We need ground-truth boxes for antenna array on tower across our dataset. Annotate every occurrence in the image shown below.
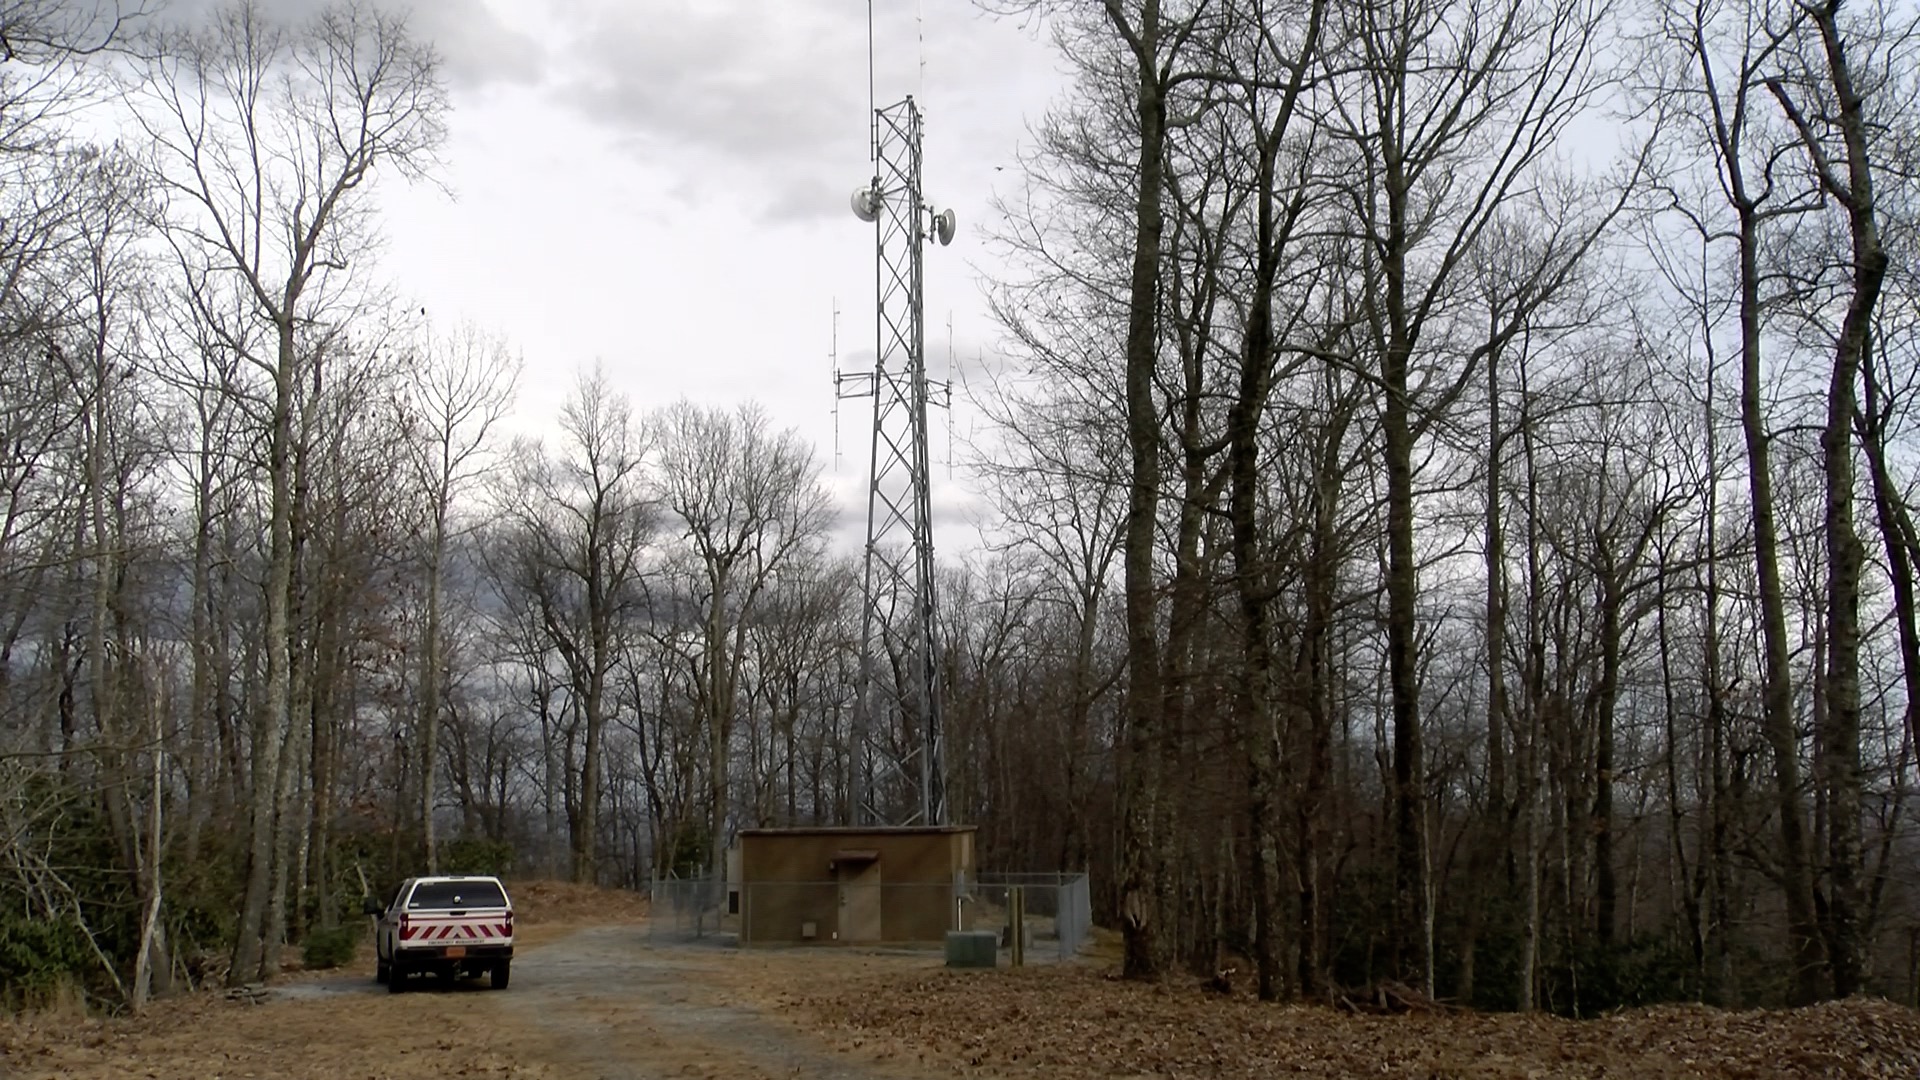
[837,96,953,827]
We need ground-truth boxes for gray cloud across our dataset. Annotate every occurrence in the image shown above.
[398,1,545,90]
[148,0,546,92]
[556,1,865,212]
[546,1,1040,224]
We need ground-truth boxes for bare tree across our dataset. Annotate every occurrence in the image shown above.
[652,400,833,891]
[493,367,653,883]
[1645,0,1828,1002]
[964,361,1128,882]
[1318,0,1617,993]
[1214,0,1328,1001]
[989,0,1228,977]
[1765,0,1907,999]
[67,145,169,1006]
[129,0,447,983]
[0,0,137,63]
[403,323,518,872]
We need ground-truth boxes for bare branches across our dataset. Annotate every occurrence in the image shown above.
[128,0,446,344]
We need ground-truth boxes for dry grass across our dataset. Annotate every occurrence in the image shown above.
[0,880,653,1080]
[6,895,1918,1080]
[0,986,563,1080]
[506,879,650,927]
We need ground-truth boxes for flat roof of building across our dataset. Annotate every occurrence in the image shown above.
[738,825,976,837]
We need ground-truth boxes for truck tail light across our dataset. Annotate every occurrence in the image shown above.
[504,911,514,935]
[399,914,410,938]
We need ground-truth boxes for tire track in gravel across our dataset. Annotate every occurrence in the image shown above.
[504,925,925,1080]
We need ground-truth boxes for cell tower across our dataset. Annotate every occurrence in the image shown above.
[837,96,954,826]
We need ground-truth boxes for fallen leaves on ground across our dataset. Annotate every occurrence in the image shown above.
[0,990,563,1080]
[0,880,650,1080]
[7,911,1918,1080]
[753,958,1920,1080]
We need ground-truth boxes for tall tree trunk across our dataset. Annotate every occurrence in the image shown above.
[1593,577,1622,947]
[187,453,219,863]
[1296,389,1346,1000]
[1860,356,1920,803]
[1517,361,1547,1011]
[1772,1,1888,998]
[419,507,446,873]
[1226,0,1323,1000]
[1110,0,1170,981]
[232,321,298,986]
[1702,343,1736,1004]
[1234,366,1283,1003]
[133,675,168,1009]
[1732,182,1825,1004]
[708,582,730,894]
[1380,152,1431,993]
[1230,111,1285,1007]
[307,553,348,932]
[264,606,314,976]
[576,610,607,885]
[1469,338,1513,1006]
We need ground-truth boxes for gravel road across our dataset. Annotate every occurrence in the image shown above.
[510,925,897,1079]
[264,924,932,1080]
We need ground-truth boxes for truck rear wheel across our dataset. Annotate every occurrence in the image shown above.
[490,959,510,990]
[388,960,408,993]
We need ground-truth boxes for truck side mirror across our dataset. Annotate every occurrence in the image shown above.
[361,896,383,917]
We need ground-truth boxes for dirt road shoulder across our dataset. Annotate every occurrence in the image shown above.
[0,922,946,1080]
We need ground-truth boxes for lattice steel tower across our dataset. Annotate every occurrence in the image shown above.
[838,96,953,826]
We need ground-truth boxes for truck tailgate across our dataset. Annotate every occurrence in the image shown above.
[401,912,513,945]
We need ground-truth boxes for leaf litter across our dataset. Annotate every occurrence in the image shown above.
[5,896,1917,1080]
[743,957,1920,1080]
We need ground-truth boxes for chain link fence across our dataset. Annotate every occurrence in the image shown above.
[972,872,1093,962]
[648,877,735,945]
[648,871,1092,961]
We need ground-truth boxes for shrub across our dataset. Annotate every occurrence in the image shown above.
[300,924,359,970]
[1542,933,1693,1016]
[664,825,708,880]
[440,838,514,877]
[0,914,97,1009]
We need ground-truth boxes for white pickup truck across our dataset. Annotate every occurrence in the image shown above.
[364,875,515,992]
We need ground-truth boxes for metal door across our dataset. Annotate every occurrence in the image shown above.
[837,860,882,942]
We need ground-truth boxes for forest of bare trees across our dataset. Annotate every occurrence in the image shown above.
[3,0,1919,1022]
[979,0,1920,1011]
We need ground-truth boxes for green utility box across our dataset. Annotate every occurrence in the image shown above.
[945,930,999,968]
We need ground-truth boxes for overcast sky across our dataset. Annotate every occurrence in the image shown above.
[352,0,1067,543]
